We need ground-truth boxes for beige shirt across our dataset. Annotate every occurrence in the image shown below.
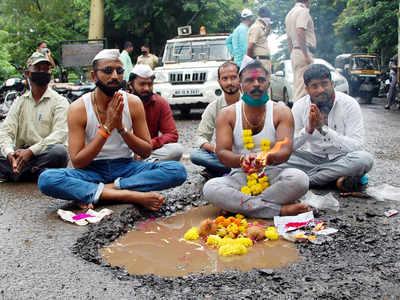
[196,96,228,148]
[0,87,69,157]
[247,19,270,57]
[137,54,158,69]
[285,2,316,49]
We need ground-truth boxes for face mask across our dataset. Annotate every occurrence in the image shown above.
[30,72,51,86]
[95,79,122,97]
[259,17,271,26]
[141,50,147,56]
[242,92,269,107]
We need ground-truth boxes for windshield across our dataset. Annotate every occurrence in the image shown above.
[351,56,380,70]
[163,39,230,63]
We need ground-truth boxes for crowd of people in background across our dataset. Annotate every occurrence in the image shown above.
[0,0,378,220]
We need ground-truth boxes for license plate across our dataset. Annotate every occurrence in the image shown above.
[173,89,201,96]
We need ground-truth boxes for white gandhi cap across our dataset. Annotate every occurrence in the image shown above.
[91,49,121,64]
[131,64,154,78]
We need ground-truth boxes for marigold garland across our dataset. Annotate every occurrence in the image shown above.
[183,214,279,256]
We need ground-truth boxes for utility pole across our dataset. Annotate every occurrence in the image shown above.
[88,0,104,39]
[398,2,399,84]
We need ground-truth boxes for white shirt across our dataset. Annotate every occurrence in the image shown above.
[292,91,364,159]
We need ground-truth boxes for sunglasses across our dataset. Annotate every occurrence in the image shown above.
[95,67,124,75]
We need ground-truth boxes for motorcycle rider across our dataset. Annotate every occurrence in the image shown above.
[0,52,69,182]
[385,54,398,110]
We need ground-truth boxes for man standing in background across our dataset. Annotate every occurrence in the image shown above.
[137,45,159,70]
[120,41,134,83]
[247,6,272,75]
[285,0,316,102]
[226,8,254,67]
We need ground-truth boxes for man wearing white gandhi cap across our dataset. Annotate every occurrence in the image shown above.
[128,64,184,162]
[38,49,187,211]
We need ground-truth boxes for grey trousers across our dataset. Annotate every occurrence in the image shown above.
[203,168,309,219]
[0,144,68,182]
[149,143,184,161]
[282,150,373,187]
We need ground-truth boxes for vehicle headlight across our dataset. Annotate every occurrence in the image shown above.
[154,71,168,83]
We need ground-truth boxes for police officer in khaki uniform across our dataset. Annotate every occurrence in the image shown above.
[247,7,272,75]
[285,0,316,102]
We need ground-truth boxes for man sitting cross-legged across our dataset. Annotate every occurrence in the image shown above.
[38,49,187,211]
[203,60,309,218]
[283,63,373,192]
[190,61,241,179]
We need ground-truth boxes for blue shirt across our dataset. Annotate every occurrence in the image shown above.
[226,23,249,67]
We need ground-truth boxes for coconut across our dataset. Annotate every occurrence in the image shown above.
[199,219,217,237]
[246,226,265,241]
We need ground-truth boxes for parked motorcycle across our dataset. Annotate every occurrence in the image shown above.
[52,82,95,103]
[0,64,28,119]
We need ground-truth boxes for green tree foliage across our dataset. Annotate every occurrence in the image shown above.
[335,0,398,64]
[104,0,252,57]
[0,0,89,70]
[0,31,18,81]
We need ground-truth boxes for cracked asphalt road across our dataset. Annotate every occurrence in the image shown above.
[1,98,400,299]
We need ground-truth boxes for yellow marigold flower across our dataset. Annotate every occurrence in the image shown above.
[261,182,270,190]
[206,235,222,247]
[227,231,236,239]
[238,225,246,233]
[266,226,277,232]
[240,219,248,228]
[265,230,279,240]
[234,219,241,226]
[242,129,252,137]
[259,176,269,183]
[219,237,234,247]
[247,179,257,187]
[227,223,239,234]
[249,173,258,180]
[235,213,245,219]
[244,143,254,149]
[184,227,199,240]
[236,237,253,248]
[219,243,247,256]
[215,216,226,224]
[217,227,227,237]
[242,136,253,144]
[241,186,251,195]
[261,139,271,147]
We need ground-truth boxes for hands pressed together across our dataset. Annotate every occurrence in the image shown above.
[306,103,326,134]
[103,92,124,132]
[7,149,34,174]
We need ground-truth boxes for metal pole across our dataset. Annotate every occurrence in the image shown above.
[397,2,399,84]
[88,0,104,39]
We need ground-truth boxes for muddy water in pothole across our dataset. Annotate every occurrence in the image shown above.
[100,205,300,277]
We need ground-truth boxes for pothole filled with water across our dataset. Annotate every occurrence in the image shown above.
[100,205,300,277]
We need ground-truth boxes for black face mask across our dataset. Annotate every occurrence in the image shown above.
[141,50,148,56]
[96,79,122,97]
[30,72,51,86]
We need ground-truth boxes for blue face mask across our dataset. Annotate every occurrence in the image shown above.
[242,92,269,107]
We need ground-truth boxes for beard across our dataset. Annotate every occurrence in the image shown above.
[134,90,153,102]
[221,84,240,95]
[310,88,335,115]
[95,78,122,97]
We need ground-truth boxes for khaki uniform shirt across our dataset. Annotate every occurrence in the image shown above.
[285,2,316,49]
[247,19,270,57]
[0,87,69,157]
[137,54,158,69]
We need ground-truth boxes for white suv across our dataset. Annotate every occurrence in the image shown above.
[153,34,230,115]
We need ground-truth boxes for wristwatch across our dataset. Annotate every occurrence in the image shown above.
[320,125,329,136]
[118,127,128,135]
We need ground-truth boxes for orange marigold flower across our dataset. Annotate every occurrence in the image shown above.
[215,216,226,224]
